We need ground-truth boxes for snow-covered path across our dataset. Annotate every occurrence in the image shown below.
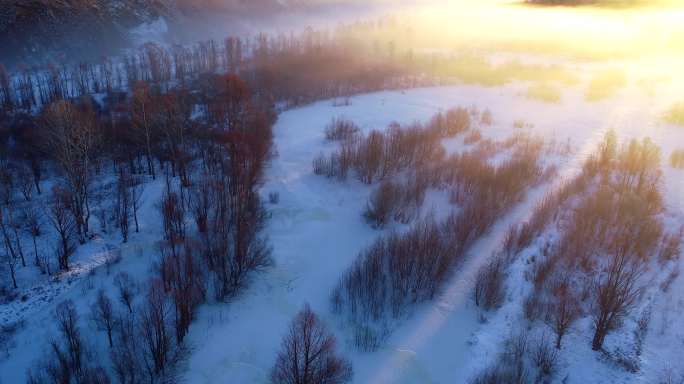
[0,241,118,328]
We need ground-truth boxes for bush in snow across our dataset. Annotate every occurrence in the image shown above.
[314,113,454,184]
[363,177,428,228]
[364,180,402,228]
[473,257,506,310]
[463,129,483,145]
[480,109,493,126]
[671,149,684,169]
[469,331,558,384]
[325,117,360,142]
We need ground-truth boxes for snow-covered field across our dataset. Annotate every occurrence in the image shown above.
[180,83,684,383]
[1,77,683,383]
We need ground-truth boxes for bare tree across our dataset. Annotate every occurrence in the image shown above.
[47,187,77,271]
[131,81,157,179]
[0,63,12,112]
[55,300,85,378]
[115,169,132,243]
[160,189,185,248]
[42,99,101,243]
[271,304,352,384]
[91,290,116,348]
[159,244,205,344]
[591,251,644,351]
[8,207,27,268]
[544,278,580,349]
[1,245,18,289]
[110,312,145,384]
[0,161,13,205]
[114,272,136,313]
[139,279,172,376]
[0,207,23,271]
[130,177,143,234]
[17,164,34,201]
[24,207,45,272]
[29,300,111,384]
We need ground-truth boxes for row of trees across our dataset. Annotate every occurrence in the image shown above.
[470,132,680,384]
[0,21,426,116]
[314,107,471,185]
[468,133,678,384]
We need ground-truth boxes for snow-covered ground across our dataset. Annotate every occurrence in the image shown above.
[1,75,683,383]
[180,82,684,383]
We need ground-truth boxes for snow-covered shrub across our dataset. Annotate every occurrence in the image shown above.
[470,331,558,384]
[480,109,493,126]
[523,291,545,322]
[659,228,683,263]
[670,149,684,168]
[665,102,684,127]
[315,114,451,185]
[445,106,472,136]
[473,257,506,310]
[353,324,387,352]
[428,107,471,137]
[470,332,530,384]
[0,320,23,359]
[463,129,482,145]
[268,191,280,205]
[312,151,352,180]
[325,117,360,142]
[530,334,559,379]
[364,180,402,228]
[364,177,428,228]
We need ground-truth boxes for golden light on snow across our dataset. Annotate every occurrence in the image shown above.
[387,0,684,62]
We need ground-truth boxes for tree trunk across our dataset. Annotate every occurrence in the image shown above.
[33,235,40,269]
[9,260,17,289]
[591,327,606,351]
